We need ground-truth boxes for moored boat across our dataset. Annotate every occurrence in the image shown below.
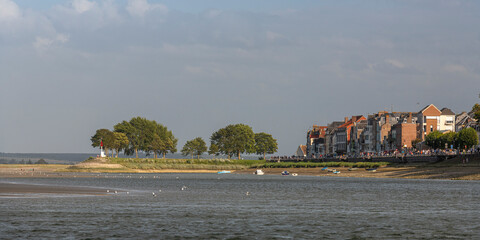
[218,170,231,174]
[281,170,290,175]
[254,169,264,175]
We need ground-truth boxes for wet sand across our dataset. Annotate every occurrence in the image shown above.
[0,182,109,196]
[233,166,480,180]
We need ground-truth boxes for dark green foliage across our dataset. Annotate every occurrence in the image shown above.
[472,103,480,121]
[35,159,47,164]
[208,143,219,156]
[113,117,177,158]
[425,131,444,149]
[457,127,479,149]
[181,137,208,159]
[254,132,278,160]
[210,124,255,159]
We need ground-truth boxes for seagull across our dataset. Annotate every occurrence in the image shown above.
[114,191,118,194]
[181,186,187,191]
[107,190,110,193]
[152,192,156,197]
[126,192,129,194]
[246,192,250,196]
[159,189,162,192]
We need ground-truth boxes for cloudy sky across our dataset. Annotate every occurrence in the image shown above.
[1,0,479,154]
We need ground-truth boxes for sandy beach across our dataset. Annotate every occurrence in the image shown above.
[0,182,109,196]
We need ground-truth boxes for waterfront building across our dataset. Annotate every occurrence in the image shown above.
[295,145,307,158]
[334,116,366,154]
[306,125,327,158]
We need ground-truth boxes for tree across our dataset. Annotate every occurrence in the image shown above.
[182,137,207,159]
[254,132,278,160]
[457,127,479,149]
[425,131,443,149]
[208,143,219,156]
[440,132,456,149]
[472,103,480,121]
[149,134,165,159]
[35,159,48,164]
[211,124,255,160]
[91,129,115,156]
[112,132,129,158]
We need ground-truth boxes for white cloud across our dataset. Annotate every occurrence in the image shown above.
[72,0,96,14]
[0,0,21,21]
[385,59,405,68]
[33,34,69,52]
[126,0,168,17]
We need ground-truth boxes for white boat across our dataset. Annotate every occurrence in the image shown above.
[291,173,298,176]
[254,169,264,175]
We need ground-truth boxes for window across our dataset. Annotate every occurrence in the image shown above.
[430,125,433,132]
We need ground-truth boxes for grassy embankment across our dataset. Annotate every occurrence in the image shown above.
[65,157,389,172]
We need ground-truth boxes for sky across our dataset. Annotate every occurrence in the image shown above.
[1,0,479,154]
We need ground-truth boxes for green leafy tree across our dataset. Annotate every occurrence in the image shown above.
[208,143,219,156]
[181,140,195,159]
[149,134,165,159]
[114,121,139,157]
[91,129,115,156]
[211,124,255,160]
[181,137,207,159]
[254,132,278,160]
[151,120,177,158]
[457,127,479,149]
[473,103,480,121]
[440,132,457,149]
[112,132,129,158]
[425,131,443,149]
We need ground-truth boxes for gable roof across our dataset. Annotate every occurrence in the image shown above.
[419,104,441,115]
[441,108,455,116]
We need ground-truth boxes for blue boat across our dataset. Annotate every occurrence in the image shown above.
[218,171,231,174]
[321,167,328,171]
[281,170,290,175]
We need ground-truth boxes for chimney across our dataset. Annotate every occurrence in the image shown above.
[344,117,348,123]
[408,112,412,123]
[352,116,357,122]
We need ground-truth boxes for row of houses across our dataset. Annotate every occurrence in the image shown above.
[299,104,479,158]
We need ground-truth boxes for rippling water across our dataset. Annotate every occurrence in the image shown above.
[1,174,479,239]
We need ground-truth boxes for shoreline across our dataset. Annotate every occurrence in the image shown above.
[1,163,479,180]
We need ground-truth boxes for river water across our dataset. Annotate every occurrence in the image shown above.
[1,173,479,239]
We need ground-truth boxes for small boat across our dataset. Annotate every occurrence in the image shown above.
[366,168,377,172]
[291,173,298,176]
[217,170,231,174]
[281,170,290,175]
[333,171,341,174]
[321,167,328,171]
[254,169,264,175]
[327,169,336,172]
[348,168,358,171]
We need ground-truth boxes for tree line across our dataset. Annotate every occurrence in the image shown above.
[425,128,478,150]
[91,118,278,160]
